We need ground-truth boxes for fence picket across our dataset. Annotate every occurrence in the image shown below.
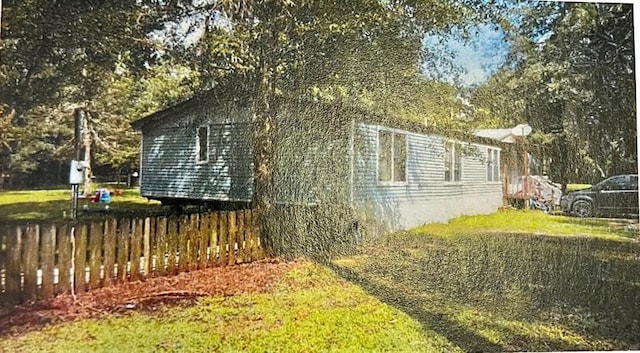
[88,222,103,289]
[189,214,199,271]
[154,217,167,276]
[73,224,88,293]
[22,225,39,301]
[228,211,237,265]
[178,216,189,272]
[1,209,264,305]
[116,219,131,282]
[130,218,143,280]
[199,213,210,269]
[103,219,117,285]
[209,213,219,266]
[143,217,152,276]
[40,225,56,299]
[56,224,71,295]
[167,217,178,274]
[4,227,22,304]
[218,212,228,266]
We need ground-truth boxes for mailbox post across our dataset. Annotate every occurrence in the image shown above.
[69,160,87,219]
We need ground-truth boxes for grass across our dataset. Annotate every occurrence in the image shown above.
[1,210,638,352]
[0,187,161,222]
[333,210,640,352]
[412,208,638,241]
[0,262,453,353]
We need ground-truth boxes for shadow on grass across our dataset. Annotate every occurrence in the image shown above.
[327,262,504,353]
[331,232,640,352]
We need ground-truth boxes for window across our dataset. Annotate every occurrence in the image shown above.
[377,130,406,183]
[444,141,462,182]
[487,148,500,182]
[601,175,627,191]
[196,125,209,163]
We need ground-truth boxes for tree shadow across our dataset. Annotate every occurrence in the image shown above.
[326,262,504,352]
[329,232,640,351]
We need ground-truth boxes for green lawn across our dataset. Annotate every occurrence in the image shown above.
[0,187,161,222]
[0,262,450,353]
[1,210,638,352]
[335,210,640,352]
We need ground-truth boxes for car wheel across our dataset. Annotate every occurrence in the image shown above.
[572,200,593,217]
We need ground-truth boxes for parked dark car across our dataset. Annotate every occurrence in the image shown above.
[560,174,639,218]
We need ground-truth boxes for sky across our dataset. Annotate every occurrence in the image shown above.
[423,24,510,87]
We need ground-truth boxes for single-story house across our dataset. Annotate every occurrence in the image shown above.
[132,91,504,233]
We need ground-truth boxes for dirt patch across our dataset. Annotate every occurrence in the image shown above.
[0,258,299,337]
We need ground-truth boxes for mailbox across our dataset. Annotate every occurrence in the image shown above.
[69,160,87,184]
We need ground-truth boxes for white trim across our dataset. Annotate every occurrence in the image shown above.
[486,147,501,183]
[444,140,463,183]
[139,133,143,189]
[376,126,408,186]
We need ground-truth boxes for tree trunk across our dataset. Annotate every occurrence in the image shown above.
[251,59,276,256]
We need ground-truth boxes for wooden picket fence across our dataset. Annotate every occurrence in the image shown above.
[0,210,265,305]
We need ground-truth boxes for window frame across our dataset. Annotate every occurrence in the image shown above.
[444,140,463,183]
[196,124,210,164]
[487,147,501,183]
[376,127,408,185]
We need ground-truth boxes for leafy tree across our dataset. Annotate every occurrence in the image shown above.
[473,2,636,184]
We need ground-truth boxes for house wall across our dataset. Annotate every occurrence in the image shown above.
[140,104,254,202]
[139,102,351,205]
[353,123,503,232]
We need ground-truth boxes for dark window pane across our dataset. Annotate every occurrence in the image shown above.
[378,130,392,182]
[454,143,462,181]
[393,134,406,182]
[444,142,452,181]
[198,126,208,162]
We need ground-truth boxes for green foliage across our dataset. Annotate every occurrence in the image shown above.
[473,3,637,184]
